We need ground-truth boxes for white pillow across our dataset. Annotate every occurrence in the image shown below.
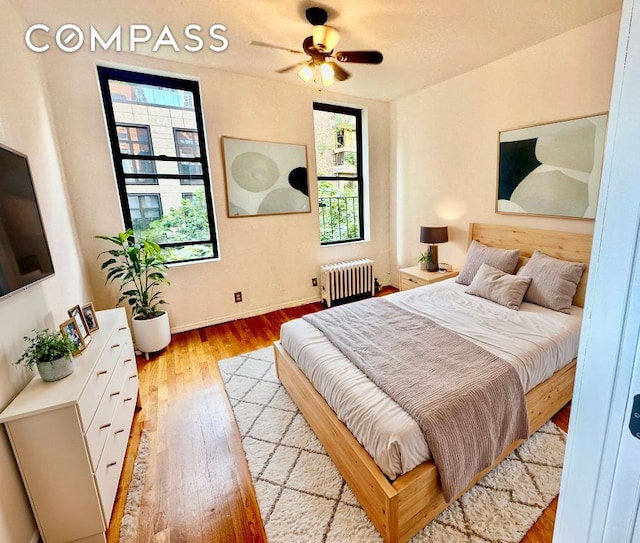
[466,264,532,310]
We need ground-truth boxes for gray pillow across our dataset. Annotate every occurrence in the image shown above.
[516,250,585,313]
[456,240,520,286]
[466,264,532,310]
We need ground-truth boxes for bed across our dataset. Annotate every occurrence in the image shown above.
[273,223,592,543]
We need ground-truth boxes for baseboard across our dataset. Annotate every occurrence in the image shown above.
[169,295,322,334]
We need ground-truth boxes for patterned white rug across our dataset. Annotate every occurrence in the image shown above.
[219,347,567,543]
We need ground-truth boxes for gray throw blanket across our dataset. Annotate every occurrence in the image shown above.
[303,297,529,502]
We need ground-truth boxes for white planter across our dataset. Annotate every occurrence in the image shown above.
[37,356,74,382]
[132,312,171,359]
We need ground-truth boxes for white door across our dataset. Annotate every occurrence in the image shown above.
[554,0,640,541]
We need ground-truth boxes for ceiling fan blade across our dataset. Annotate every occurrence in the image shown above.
[276,61,307,74]
[328,62,350,81]
[250,40,303,55]
[335,50,383,64]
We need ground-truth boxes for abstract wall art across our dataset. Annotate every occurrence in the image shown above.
[222,137,310,217]
[496,113,608,219]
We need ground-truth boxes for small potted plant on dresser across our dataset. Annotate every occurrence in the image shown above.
[16,329,76,382]
[97,229,171,359]
[418,251,432,271]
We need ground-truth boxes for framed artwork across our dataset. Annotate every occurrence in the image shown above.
[59,318,86,355]
[81,302,99,332]
[221,136,310,217]
[68,305,92,346]
[496,113,608,219]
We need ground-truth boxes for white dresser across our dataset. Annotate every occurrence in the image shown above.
[0,308,139,543]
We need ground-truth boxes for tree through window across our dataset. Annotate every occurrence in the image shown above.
[312,103,365,244]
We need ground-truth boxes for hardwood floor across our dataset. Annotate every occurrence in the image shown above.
[106,289,570,542]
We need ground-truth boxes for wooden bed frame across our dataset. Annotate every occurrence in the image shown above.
[273,223,592,543]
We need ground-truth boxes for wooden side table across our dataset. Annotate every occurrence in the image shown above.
[399,265,459,291]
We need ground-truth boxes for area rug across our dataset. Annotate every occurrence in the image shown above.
[219,347,567,543]
[119,430,150,543]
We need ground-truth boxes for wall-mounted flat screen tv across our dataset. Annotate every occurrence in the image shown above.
[0,144,54,300]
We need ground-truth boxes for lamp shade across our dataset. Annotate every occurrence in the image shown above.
[420,226,448,244]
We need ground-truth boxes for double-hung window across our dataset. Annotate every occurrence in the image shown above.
[97,67,218,263]
[312,103,365,244]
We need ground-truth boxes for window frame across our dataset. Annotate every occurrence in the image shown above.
[97,66,219,262]
[312,102,365,245]
[116,123,158,185]
[127,193,163,232]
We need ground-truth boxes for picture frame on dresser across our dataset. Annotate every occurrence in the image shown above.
[82,302,100,332]
[59,317,86,354]
[68,304,92,345]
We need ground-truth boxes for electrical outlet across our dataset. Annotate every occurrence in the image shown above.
[312,277,318,287]
[234,291,242,303]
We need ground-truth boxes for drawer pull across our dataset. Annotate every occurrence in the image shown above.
[129,375,137,380]
[115,429,125,435]
[118,326,127,331]
[123,358,133,364]
[97,370,108,376]
[124,397,134,402]
[106,462,117,468]
[111,343,121,349]
[409,278,417,283]
[99,423,111,430]
[110,391,121,398]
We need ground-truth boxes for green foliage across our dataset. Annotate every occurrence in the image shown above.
[418,251,433,264]
[141,192,214,262]
[96,229,170,319]
[318,181,361,242]
[16,329,75,370]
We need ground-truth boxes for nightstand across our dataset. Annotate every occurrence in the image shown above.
[399,265,459,291]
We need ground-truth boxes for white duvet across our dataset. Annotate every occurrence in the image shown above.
[279,279,582,479]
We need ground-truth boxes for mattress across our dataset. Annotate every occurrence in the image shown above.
[279,278,582,479]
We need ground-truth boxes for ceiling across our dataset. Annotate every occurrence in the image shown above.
[10,0,622,102]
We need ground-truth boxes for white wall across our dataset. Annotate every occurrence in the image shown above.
[391,13,620,280]
[0,1,93,541]
[40,51,391,332]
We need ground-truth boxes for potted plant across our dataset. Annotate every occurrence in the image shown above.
[97,229,171,359]
[418,251,432,271]
[16,329,76,382]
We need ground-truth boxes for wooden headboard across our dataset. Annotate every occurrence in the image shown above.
[469,223,593,308]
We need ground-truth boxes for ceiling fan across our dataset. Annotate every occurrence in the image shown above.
[251,7,383,88]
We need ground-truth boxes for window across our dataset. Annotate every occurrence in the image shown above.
[127,194,162,231]
[312,103,364,244]
[98,67,218,263]
[116,124,157,185]
[174,128,203,183]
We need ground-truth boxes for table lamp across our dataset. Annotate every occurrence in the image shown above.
[420,226,448,272]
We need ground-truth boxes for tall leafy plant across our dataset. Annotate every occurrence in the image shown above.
[97,229,169,320]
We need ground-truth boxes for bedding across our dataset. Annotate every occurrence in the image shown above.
[517,250,586,313]
[279,279,583,481]
[455,240,520,285]
[303,297,528,502]
[465,263,532,309]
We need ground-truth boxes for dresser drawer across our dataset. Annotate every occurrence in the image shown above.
[78,321,130,431]
[84,352,128,470]
[400,273,429,290]
[95,378,138,521]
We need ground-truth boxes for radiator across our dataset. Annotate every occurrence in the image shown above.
[320,259,375,307]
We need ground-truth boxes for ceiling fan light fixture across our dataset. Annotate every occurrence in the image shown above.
[312,25,339,52]
[297,62,314,83]
[320,62,335,86]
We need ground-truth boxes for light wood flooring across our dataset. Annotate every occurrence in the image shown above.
[106,289,571,543]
